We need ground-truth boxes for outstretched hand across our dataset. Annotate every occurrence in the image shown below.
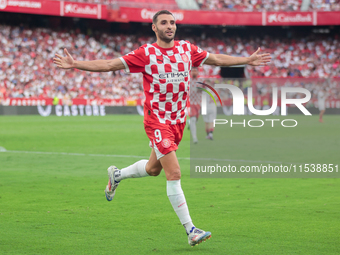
[53,48,75,69]
[248,48,271,66]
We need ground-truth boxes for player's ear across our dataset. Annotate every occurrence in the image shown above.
[152,23,156,32]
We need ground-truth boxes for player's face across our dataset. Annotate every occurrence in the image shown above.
[153,14,176,44]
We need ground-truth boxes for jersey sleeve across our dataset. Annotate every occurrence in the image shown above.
[190,43,209,67]
[119,46,147,74]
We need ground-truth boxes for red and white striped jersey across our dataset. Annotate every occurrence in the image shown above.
[120,40,209,125]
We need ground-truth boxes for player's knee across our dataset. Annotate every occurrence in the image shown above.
[147,166,162,176]
[149,169,161,176]
[167,170,181,180]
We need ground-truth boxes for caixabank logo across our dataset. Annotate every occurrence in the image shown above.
[198,82,312,128]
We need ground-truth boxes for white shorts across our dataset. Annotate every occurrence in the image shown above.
[318,102,325,111]
[203,104,217,123]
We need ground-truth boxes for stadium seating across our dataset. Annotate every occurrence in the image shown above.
[41,0,340,11]
[197,0,303,11]
[49,0,179,9]
[0,25,339,102]
[113,0,178,10]
[197,0,340,11]
[309,0,340,11]
[51,0,112,4]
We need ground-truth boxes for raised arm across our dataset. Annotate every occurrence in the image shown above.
[204,47,271,67]
[53,48,125,72]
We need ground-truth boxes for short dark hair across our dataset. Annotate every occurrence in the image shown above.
[152,10,174,24]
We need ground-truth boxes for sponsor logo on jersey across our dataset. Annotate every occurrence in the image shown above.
[159,71,189,83]
[159,71,189,79]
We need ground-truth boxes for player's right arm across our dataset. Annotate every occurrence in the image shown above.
[53,48,125,72]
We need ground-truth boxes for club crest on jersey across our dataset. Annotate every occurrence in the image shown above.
[181,53,189,63]
[161,138,171,148]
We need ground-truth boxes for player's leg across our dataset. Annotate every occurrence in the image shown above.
[116,148,162,181]
[208,122,214,139]
[105,149,162,201]
[105,119,169,201]
[203,112,210,139]
[161,152,193,232]
[319,109,325,122]
[161,151,211,246]
[105,158,149,201]
[204,122,210,138]
[204,107,216,140]
[145,148,163,176]
[190,116,198,143]
[190,105,199,143]
[210,106,217,138]
[204,117,213,140]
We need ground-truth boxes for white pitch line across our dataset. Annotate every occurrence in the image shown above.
[0,148,291,164]
[1,150,147,159]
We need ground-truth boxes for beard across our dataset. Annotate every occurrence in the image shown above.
[157,28,175,44]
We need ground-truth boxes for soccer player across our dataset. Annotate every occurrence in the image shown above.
[53,10,271,246]
[188,67,203,144]
[318,87,327,123]
[202,82,217,140]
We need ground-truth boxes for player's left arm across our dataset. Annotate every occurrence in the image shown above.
[204,47,271,67]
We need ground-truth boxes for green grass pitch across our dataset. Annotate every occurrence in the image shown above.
[0,114,339,255]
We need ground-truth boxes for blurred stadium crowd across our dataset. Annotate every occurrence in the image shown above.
[0,24,339,101]
[48,0,340,11]
[198,0,340,11]
[198,0,303,11]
